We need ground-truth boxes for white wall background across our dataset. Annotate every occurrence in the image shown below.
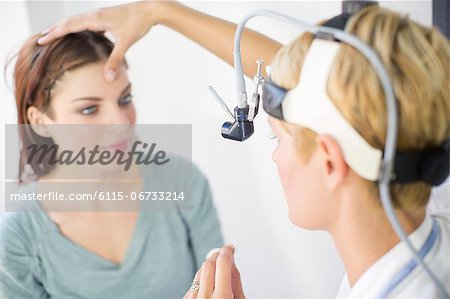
[0,1,31,223]
[1,1,436,298]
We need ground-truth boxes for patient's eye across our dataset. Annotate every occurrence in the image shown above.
[119,94,133,106]
[80,105,98,115]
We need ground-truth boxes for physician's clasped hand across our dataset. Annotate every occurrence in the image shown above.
[183,245,245,299]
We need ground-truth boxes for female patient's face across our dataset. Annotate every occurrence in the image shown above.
[29,61,136,156]
[48,61,136,125]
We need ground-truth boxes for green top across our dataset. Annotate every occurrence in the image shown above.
[0,158,223,298]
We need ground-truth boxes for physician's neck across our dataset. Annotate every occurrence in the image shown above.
[330,193,426,287]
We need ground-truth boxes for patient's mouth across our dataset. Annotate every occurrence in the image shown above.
[101,139,131,152]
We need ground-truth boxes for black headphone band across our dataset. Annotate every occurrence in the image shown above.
[393,140,450,186]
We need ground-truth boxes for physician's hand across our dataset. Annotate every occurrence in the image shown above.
[37,1,170,81]
[184,245,245,299]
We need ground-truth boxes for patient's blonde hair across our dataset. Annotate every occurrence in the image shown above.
[271,6,450,211]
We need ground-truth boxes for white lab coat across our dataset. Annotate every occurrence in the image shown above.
[336,211,450,299]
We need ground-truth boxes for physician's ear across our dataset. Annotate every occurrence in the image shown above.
[316,134,349,188]
[26,106,52,138]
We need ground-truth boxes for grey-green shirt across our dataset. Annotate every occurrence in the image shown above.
[0,159,223,299]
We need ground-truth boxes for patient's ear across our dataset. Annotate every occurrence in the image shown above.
[27,106,53,138]
[316,134,349,189]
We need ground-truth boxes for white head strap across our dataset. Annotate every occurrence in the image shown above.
[282,39,382,181]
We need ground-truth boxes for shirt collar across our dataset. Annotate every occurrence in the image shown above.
[337,214,433,298]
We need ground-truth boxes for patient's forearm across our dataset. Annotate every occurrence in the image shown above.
[156,2,282,77]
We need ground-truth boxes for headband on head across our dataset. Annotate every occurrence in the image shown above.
[262,12,449,186]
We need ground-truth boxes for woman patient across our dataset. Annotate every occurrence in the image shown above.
[0,31,223,298]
